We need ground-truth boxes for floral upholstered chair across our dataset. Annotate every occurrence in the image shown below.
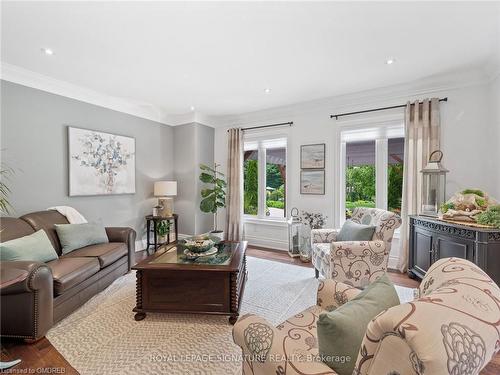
[311,207,401,288]
[233,257,500,375]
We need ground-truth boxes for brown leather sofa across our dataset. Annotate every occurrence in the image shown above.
[1,210,136,341]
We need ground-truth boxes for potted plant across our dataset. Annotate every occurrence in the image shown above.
[0,164,13,215]
[156,220,171,243]
[199,163,226,240]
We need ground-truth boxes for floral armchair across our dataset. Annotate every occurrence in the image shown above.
[311,207,401,288]
[232,257,500,375]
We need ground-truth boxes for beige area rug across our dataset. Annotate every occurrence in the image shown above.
[47,256,416,375]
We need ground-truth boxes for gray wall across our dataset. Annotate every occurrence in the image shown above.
[0,80,174,243]
[173,122,214,235]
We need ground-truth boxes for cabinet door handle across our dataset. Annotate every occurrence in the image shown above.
[430,243,436,263]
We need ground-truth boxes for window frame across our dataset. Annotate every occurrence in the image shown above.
[243,135,288,222]
[334,113,405,231]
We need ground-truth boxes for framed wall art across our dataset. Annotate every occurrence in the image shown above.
[300,143,325,169]
[300,170,325,195]
[68,126,136,196]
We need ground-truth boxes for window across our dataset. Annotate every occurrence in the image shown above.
[341,124,404,221]
[345,140,376,218]
[387,138,404,215]
[243,138,287,219]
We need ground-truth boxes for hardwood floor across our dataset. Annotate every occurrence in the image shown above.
[1,247,498,374]
[247,246,420,288]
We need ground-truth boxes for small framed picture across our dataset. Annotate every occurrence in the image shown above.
[301,143,325,169]
[300,170,325,195]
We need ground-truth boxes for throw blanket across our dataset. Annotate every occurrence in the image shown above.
[47,206,87,224]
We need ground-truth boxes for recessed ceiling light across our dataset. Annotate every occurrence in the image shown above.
[264,88,271,94]
[190,106,195,111]
[386,58,395,65]
[41,48,54,55]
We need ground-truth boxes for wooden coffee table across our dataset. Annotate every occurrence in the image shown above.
[132,241,247,324]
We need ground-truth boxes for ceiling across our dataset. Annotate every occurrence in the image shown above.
[1,2,499,119]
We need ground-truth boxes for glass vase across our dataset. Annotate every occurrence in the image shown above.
[299,226,312,263]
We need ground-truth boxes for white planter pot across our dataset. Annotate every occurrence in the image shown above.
[210,230,224,241]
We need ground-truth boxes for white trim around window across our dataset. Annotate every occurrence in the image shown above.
[243,133,288,223]
[333,112,405,228]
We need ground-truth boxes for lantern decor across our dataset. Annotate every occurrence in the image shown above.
[287,207,301,258]
[420,150,449,217]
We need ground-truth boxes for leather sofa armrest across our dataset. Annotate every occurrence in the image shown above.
[105,227,136,270]
[1,261,53,295]
[1,261,54,340]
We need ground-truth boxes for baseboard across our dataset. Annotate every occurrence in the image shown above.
[243,234,288,251]
[134,234,189,252]
[135,239,147,252]
[387,255,400,271]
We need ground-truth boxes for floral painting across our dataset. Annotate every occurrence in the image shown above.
[68,127,135,196]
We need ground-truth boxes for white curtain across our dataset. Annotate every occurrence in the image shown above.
[225,128,243,241]
[398,98,440,272]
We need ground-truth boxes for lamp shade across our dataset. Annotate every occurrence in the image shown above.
[154,181,177,197]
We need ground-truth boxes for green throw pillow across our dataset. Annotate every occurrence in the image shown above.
[55,222,109,254]
[0,229,58,262]
[337,220,375,241]
[317,274,400,375]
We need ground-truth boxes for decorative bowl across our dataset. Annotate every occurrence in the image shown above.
[181,235,220,253]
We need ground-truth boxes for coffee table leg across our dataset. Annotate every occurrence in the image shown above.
[134,312,146,321]
[229,315,238,325]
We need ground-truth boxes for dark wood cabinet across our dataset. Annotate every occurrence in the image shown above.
[409,215,500,285]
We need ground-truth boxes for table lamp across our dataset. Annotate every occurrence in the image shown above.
[154,181,177,217]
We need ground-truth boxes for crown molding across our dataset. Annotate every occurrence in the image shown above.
[1,62,495,129]
[0,62,188,126]
[210,66,492,128]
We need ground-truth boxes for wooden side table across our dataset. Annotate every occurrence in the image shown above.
[145,214,179,253]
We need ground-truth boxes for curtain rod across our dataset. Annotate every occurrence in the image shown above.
[330,97,448,120]
[228,121,293,132]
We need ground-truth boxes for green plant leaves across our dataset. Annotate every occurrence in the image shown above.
[200,163,225,176]
[200,172,214,183]
[199,164,226,215]
[476,205,500,228]
[156,220,171,236]
[216,178,227,187]
[200,196,216,213]
[201,188,214,197]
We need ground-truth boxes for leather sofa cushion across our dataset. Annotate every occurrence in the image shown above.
[47,257,100,296]
[62,243,127,268]
[21,211,70,255]
[0,217,35,242]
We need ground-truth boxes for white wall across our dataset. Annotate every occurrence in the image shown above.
[491,74,500,194]
[214,69,500,267]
